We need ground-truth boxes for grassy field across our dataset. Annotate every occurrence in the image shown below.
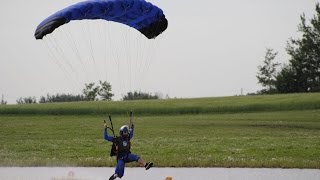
[0,93,320,168]
[1,93,320,115]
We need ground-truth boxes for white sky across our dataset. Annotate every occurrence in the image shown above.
[0,0,319,104]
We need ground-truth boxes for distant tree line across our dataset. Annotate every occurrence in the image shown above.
[39,94,86,103]
[15,80,113,104]
[122,91,160,100]
[13,80,162,104]
[16,97,37,104]
[256,3,320,94]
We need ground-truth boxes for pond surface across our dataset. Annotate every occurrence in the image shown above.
[1,167,319,180]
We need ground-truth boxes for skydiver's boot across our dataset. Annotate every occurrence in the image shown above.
[145,162,153,170]
[109,173,118,180]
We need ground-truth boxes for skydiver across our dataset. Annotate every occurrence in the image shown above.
[104,114,153,180]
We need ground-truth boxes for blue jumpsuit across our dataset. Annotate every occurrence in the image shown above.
[104,128,140,178]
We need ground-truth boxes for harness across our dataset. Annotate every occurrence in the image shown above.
[110,136,131,158]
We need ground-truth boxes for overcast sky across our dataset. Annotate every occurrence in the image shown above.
[0,0,319,104]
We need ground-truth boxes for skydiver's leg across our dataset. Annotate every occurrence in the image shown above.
[110,159,125,179]
[109,173,117,180]
[137,157,153,169]
[127,153,153,170]
[137,158,146,166]
[126,153,142,165]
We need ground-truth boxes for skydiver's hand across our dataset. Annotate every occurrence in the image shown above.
[104,123,109,129]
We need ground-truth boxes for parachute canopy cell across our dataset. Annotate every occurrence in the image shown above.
[34,0,168,39]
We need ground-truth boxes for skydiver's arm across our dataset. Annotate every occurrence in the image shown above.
[104,128,113,142]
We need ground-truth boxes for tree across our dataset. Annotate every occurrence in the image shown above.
[98,80,114,101]
[1,94,7,105]
[82,83,100,101]
[275,64,298,93]
[16,97,37,104]
[256,48,280,94]
[284,3,320,92]
[82,81,114,101]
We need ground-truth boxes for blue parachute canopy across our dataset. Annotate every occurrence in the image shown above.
[35,0,168,39]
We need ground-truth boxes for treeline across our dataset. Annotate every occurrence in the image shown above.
[256,3,320,95]
[16,95,85,104]
[122,91,160,100]
[15,80,114,104]
[12,80,162,104]
[39,94,86,103]
[15,91,161,104]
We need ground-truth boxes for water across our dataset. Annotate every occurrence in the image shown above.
[0,167,319,180]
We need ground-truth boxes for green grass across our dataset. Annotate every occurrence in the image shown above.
[0,93,320,168]
[0,93,320,115]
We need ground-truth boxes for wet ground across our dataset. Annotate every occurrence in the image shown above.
[1,167,320,180]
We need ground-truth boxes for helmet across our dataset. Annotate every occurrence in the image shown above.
[119,125,129,137]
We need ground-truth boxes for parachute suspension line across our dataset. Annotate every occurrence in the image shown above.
[135,33,145,92]
[140,18,166,92]
[118,26,128,98]
[46,35,77,77]
[142,36,152,91]
[132,31,142,94]
[80,21,97,83]
[145,39,159,72]
[136,34,154,93]
[113,26,125,97]
[135,34,143,91]
[106,24,119,67]
[136,35,161,93]
[122,27,144,96]
[42,38,82,92]
[102,21,109,83]
[61,29,86,83]
[87,21,102,81]
[90,21,100,78]
[128,30,133,93]
[106,22,124,99]
[55,28,88,91]
[123,27,132,93]
[60,27,90,84]
[42,39,71,79]
[53,34,84,91]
